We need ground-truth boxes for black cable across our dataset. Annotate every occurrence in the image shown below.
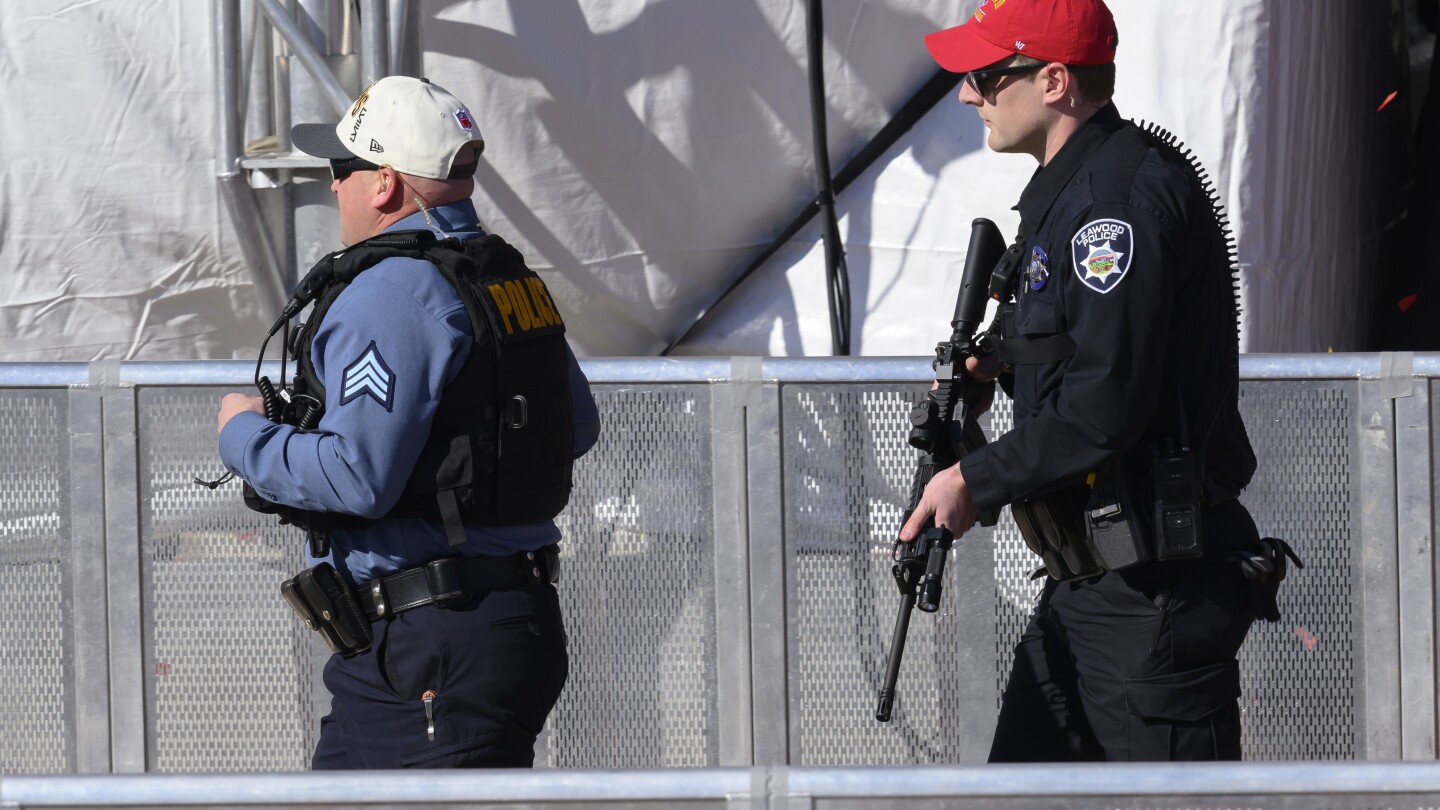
[197,300,291,488]
[660,67,963,355]
[280,320,290,390]
[806,0,850,356]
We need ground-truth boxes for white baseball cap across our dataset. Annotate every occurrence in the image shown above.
[291,76,484,179]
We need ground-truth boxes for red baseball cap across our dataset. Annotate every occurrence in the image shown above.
[924,0,1118,74]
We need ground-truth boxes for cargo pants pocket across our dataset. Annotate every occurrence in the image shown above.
[1123,660,1242,761]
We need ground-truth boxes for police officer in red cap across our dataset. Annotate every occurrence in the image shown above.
[900,0,1284,761]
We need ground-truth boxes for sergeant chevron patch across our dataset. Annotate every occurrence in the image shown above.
[339,341,396,411]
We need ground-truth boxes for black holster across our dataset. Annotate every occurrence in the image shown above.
[280,563,373,656]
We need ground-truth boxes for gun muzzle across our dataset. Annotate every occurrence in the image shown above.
[876,690,896,722]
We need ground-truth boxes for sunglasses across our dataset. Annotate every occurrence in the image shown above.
[965,63,1045,97]
[329,155,382,181]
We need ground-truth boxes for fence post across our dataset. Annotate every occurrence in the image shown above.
[713,362,757,766]
[68,384,112,773]
[1359,374,1402,759]
[1389,354,1437,758]
[95,363,146,772]
[737,359,789,765]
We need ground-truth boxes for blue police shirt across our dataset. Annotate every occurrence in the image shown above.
[219,199,601,583]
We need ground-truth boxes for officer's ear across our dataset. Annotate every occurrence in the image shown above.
[1040,62,1070,107]
[372,167,404,211]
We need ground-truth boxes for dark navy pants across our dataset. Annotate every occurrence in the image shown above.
[989,500,1260,762]
[311,583,567,769]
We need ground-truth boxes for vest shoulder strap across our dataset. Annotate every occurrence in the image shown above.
[995,332,1077,366]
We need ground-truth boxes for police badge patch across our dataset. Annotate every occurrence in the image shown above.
[1071,218,1134,294]
[1027,246,1049,291]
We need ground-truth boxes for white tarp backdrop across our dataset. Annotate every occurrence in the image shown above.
[0,1,263,360]
[0,0,1406,360]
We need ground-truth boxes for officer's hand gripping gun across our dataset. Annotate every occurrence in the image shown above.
[875,218,1005,723]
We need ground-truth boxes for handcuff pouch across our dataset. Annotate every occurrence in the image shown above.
[280,563,373,656]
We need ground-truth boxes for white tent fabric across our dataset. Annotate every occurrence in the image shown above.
[0,1,267,360]
[0,0,1404,360]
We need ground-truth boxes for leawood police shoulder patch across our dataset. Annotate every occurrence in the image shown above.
[340,340,396,412]
[1071,218,1134,294]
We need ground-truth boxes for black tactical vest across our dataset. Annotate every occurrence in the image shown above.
[258,230,574,551]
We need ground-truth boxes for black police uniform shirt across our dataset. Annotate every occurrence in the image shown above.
[218,199,601,584]
[959,102,1255,512]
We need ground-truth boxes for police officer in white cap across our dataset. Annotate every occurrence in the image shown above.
[217,76,600,769]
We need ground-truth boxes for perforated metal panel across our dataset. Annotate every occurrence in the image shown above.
[0,391,74,774]
[1236,381,1360,760]
[782,380,1365,765]
[136,387,322,772]
[546,385,719,768]
[982,395,1046,717]
[782,384,1009,765]
[0,364,1386,775]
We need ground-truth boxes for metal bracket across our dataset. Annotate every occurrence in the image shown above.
[726,794,813,810]
[1379,351,1415,399]
[84,359,125,392]
[726,767,812,809]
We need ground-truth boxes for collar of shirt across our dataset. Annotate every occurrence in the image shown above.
[386,198,485,237]
[1015,101,1127,233]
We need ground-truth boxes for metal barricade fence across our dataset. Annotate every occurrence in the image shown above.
[9,763,1440,808]
[0,354,1425,774]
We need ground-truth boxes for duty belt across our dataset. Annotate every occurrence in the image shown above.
[355,546,560,622]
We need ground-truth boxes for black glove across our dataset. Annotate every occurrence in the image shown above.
[1228,537,1304,622]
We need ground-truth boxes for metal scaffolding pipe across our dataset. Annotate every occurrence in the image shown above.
[218,176,290,321]
[273,28,293,152]
[360,0,390,85]
[389,0,420,77]
[217,0,245,165]
[215,0,290,322]
[238,0,259,125]
[255,0,352,115]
